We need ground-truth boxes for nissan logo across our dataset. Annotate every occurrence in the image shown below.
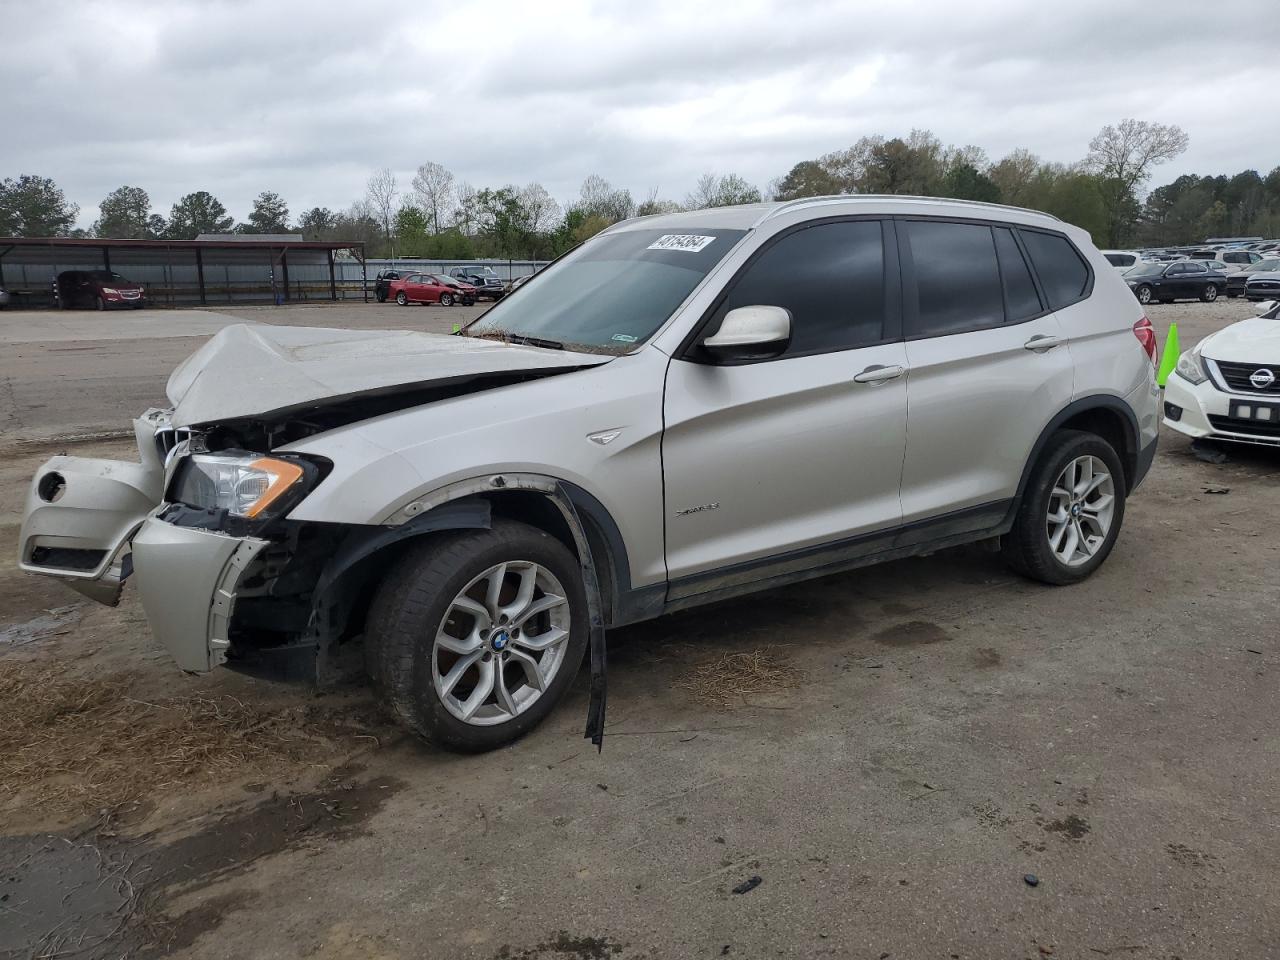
[1251,368,1277,389]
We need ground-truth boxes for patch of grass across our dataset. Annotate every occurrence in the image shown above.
[0,661,367,820]
[677,647,804,709]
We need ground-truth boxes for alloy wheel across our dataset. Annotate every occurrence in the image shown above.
[1046,455,1115,568]
[432,560,572,726]
[1204,285,1218,302]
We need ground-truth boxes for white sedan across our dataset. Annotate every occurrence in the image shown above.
[1164,300,1280,447]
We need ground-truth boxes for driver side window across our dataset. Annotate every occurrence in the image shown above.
[708,220,889,359]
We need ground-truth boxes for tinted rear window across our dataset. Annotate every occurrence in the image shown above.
[905,220,1003,337]
[994,227,1043,321]
[1020,231,1090,310]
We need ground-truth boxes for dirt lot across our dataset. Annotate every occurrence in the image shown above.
[1,299,1278,959]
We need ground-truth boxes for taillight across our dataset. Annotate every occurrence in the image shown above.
[1133,316,1157,363]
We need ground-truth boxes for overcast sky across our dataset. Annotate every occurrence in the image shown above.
[3,0,1275,227]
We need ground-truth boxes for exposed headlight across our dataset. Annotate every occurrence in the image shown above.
[101,287,119,295]
[171,453,314,519]
[1174,348,1208,386]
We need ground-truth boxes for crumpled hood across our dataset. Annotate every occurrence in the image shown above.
[166,323,611,427]
[1200,313,1280,363]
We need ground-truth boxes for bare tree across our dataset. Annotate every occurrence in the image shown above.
[411,161,455,234]
[685,173,719,210]
[685,172,761,209]
[1086,119,1190,193]
[635,187,683,216]
[365,168,399,248]
[518,183,562,234]
[1086,119,1189,245]
[453,181,478,234]
[575,175,633,223]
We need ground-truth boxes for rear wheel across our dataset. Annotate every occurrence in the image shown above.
[365,520,588,752]
[1001,430,1126,585]
[1201,284,1219,302]
[395,291,408,306]
[439,293,454,306]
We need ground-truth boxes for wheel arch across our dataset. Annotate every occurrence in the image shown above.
[302,473,642,681]
[1015,396,1141,503]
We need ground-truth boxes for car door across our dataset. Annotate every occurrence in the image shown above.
[1181,261,1209,297]
[897,219,1076,527]
[403,274,426,302]
[661,218,908,591]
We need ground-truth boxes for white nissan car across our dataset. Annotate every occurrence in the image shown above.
[1163,300,1280,447]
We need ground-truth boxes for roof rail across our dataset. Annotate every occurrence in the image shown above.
[753,194,1063,226]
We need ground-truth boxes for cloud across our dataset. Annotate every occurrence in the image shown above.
[2,0,1274,226]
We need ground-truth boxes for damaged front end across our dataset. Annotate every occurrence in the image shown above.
[17,410,331,674]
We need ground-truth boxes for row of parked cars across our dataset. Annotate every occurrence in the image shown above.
[373,266,509,306]
[1102,245,1280,304]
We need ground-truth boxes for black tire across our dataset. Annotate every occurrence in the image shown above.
[439,293,454,307]
[1001,429,1127,585]
[95,295,105,311]
[1201,284,1219,302]
[462,296,475,306]
[365,519,589,752]
[1135,284,1153,305]
[395,291,408,306]
[376,289,388,303]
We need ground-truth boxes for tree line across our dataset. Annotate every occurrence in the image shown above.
[4,119,1279,258]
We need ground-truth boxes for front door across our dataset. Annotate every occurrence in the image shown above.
[661,219,907,591]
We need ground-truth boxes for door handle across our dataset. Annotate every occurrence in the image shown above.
[1023,335,1065,352]
[853,364,905,384]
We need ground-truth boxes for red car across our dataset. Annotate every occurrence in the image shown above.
[386,272,474,306]
[56,270,146,310]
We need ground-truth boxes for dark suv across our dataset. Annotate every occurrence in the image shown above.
[448,266,505,300]
[56,270,146,310]
[373,270,403,303]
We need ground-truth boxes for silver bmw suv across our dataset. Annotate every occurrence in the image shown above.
[19,196,1160,751]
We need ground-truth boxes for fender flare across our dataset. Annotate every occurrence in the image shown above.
[312,472,615,747]
[1014,395,1141,505]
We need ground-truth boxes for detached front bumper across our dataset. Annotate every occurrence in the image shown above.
[18,412,269,672]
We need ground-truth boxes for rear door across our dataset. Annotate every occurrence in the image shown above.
[897,219,1076,525]
[662,218,908,587]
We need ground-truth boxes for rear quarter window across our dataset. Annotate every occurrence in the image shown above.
[1020,230,1091,310]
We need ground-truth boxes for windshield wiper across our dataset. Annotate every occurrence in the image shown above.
[508,334,564,350]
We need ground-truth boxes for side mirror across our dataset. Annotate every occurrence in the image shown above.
[701,305,792,362]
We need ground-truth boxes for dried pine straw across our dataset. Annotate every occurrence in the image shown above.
[0,661,353,818]
[677,647,804,709]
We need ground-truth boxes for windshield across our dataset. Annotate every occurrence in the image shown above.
[1126,262,1166,278]
[463,227,746,353]
[432,274,462,285]
[89,271,128,282]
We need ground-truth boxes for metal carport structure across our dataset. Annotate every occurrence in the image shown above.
[0,236,368,307]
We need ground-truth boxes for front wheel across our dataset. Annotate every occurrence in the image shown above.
[1001,429,1126,585]
[365,520,589,752]
[462,296,475,306]
[439,293,454,306]
[1201,284,1219,302]
[1135,284,1153,305]
[395,291,408,306]
[95,295,106,311]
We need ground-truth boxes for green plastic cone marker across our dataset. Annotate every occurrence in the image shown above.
[1157,322,1180,388]
[452,323,461,334]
